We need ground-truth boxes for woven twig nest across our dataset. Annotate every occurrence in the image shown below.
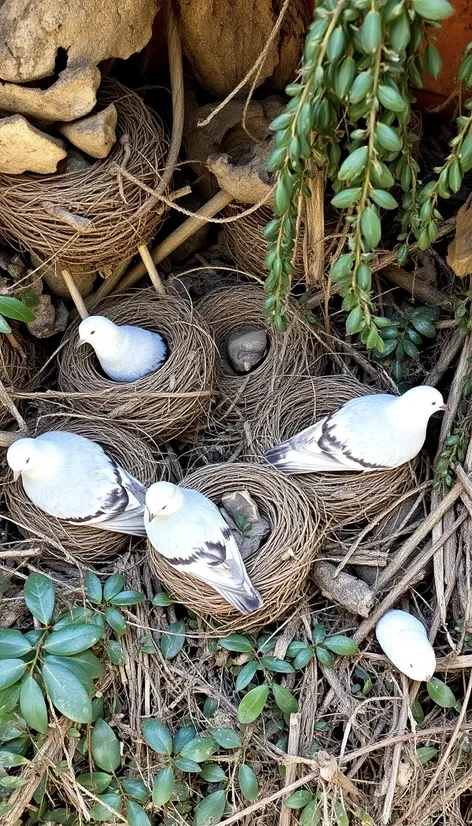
[249,375,421,528]
[5,413,165,563]
[0,333,32,428]
[196,284,324,426]
[0,78,168,274]
[57,289,217,441]
[147,462,324,632]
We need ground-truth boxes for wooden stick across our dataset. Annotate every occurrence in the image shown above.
[137,243,166,295]
[61,268,88,319]
[279,714,301,826]
[0,429,22,447]
[381,264,448,307]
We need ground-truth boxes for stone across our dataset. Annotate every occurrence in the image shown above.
[208,139,275,205]
[26,294,68,338]
[221,489,270,560]
[59,103,117,158]
[30,254,96,298]
[62,148,92,173]
[226,327,268,374]
[0,0,160,83]
[0,64,101,122]
[0,115,66,173]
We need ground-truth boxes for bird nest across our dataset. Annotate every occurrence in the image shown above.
[0,332,32,428]
[196,283,324,427]
[57,289,217,441]
[5,413,165,563]
[0,78,168,274]
[248,375,421,528]
[147,462,324,633]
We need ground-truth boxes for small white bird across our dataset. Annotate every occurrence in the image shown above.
[7,431,147,536]
[265,385,446,474]
[77,315,168,382]
[376,609,436,682]
[144,481,263,614]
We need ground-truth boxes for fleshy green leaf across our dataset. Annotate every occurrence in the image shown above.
[152,767,175,807]
[285,790,314,809]
[0,659,27,690]
[413,0,453,20]
[160,621,185,660]
[237,683,269,724]
[272,683,299,715]
[427,677,457,708]
[375,123,403,152]
[91,719,121,772]
[338,147,369,181]
[377,85,407,113]
[293,648,314,669]
[200,764,226,782]
[85,572,102,604]
[104,607,127,636]
[0,296,35,322]
[238,763,259,801]
[142,718,173,755]
[180,735,218,763]
[324,635,358,656]
[89,793,122,822]
[312,624,326,645]
[42,661,92,723]
[370,189,398,210]
[209,728,242,749]
[219,633,254,653]
[76,773,112,794]
[44,624,104,656]
[103,573,125,602]
[24,573,55,625]
[411,316,437,338]
[20,676,48,734]
[194,791,226,826]
[109,590,144,606]
[360,207,382,249]
[261,656,295,674]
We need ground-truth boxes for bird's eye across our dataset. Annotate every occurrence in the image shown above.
[25,458,30,464]
[90,331,95,335]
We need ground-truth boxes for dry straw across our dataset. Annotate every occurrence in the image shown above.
[5,413,164,563]
[0,333,32,428]
[147,462,324,632]
[0,78,168,274]
[248,375,421,528]
[58,289,217,441]
[196,283,325,425]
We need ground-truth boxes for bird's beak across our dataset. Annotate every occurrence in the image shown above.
[145,506,155,522]
[75,337,86,351]
[13,470,20,482]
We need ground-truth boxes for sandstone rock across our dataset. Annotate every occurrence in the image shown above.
[0,115,66,173]
[221,489,270,559]
[59,103,117,158]
[30,254,96,298]
[0,0,160,83]
[62,149,92,173]
[226,327,268,373]
[0,64,101,122]
[26,294,68,338]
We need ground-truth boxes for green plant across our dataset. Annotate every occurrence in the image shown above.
[374,305,439,381]
[436,426,470,488]
[0,295,35,334]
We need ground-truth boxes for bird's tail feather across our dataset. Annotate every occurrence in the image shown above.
[265,443,318,474]
[92,509,147,537]
[213,577,263,615]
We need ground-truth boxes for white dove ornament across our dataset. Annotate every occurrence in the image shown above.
[375,609,436,682]
[77,315,168,382]
[7,431,147,536]
[145,481,263,614]
[265,385,446,474]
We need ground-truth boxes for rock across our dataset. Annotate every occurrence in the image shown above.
[30,254,96,298]
[62,149,93,173]
[226,327,268,373]
[0,64,101,122]
[0,115,66,173]
[221,489,270,560]
[59,103,117,158]
[312,562,375,618]
[0,0,159,83]
[26,294,68,338]
[208,140,275,205]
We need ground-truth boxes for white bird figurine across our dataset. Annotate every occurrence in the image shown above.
[77,315,168,382]
[7,431,147,536]
[376,609,436,682]
[265,385,446,474]
[144,481,263,614]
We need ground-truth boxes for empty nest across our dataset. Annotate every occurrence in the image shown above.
[0,78,168,274]
[5,413,165,563]
[248,375,421,528]
[57,289,217,441]
[147,462,324,632]
[0,332,33,428]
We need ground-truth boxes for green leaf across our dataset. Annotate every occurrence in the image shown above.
[104,607,127,636]
[300,800,322,826]
[335,800,349,826]
[236,661,259,692]
[44,624,104,655]
[293,648,314,669]
[0,751,29,767]
[403,338,420,359]
[209,728,242,749]
[142,718,173,755]
[327,27,346,62]
[346,306,366,335]
[24,573,55,625]
[152,767,175,807]
[0,296,35,322]
[349,71,373,104]
[109,590,144,606]
[54,607,104,630]
[76,773,112,794]
[427,677,457,708]
[331,253,354,283]
[180,735,218,763]
[174,757,201,773]
[160,621,185,660]
[416,746,438,764]
[105,640,127,665]
[200,764,226,782]
[42,661,92,723]
[203,697,218,718]
[219,633,254,653]
[103,573,125,602]
[361,10,381,52]
[424,44,442,78]
[315,647,334,668]
[338,147,369,181]
[272,683,299,715]
[238,764,259,801]
[174,724,197,753]
[119,779,149,801]
[194,791,226,826]
[261,656,295,674]
[0,659,27,690]
[0,684,21,715]
[0,629,32,658]
[0,315,12,333]
[237,683,269,724]
[335,57,356,99]
[377,85,406,113]
[413,0,453,19]
[91,719,121,772]
[89,793,122,822]
[20,676,48,734]
[285,790,314,809]
[331,187,363,209]
[370,189,398,210]
[361,206,382,249]
[411,317,437,338]
[312,624,326,645]
[324,635,358,656]
[376,123,402,152]
[85,572,102,604]
[152,592,174,607]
